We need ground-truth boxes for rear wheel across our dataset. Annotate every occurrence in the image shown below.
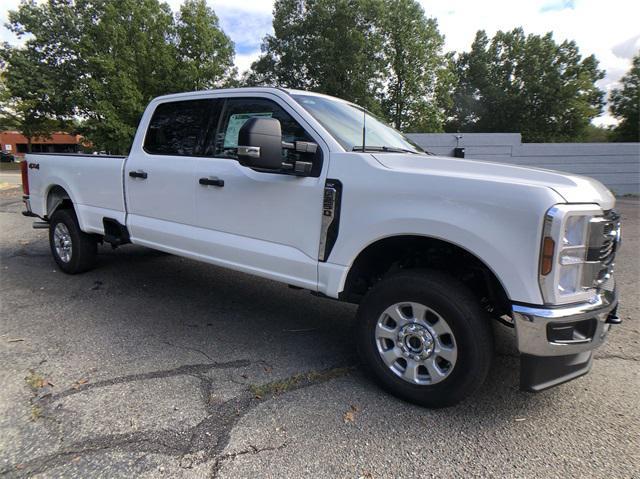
[49,208,97,274]
[356,269,493,408]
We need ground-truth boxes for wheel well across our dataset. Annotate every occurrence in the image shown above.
[341,236,510,316]
[46,185,73,218]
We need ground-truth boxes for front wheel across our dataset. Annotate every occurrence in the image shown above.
[49,208,97,274]
[356,270,493,408]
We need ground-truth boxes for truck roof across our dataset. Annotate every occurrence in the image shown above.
[152,87,343,103]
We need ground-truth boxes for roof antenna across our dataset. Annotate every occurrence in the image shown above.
[361,107,366,151]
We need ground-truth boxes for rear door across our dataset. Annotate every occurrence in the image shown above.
[125,98,222,251]
[191,94,328,289]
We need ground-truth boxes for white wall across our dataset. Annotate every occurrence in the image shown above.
[407,133,640,196]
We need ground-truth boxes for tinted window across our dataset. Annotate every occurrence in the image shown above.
[144,99,218,156]
[214,98,313,159]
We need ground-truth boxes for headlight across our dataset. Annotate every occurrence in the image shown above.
[539,204,604,305]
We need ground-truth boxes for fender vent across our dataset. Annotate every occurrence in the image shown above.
[318,179,342,261]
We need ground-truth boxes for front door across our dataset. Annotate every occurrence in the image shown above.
[191,94,328,290]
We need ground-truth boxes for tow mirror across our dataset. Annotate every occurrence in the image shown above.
[237,117,283,170]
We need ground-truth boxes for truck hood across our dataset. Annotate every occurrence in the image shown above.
[372,153,615,210]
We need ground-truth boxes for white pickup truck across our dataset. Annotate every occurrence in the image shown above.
[21,87,622,407]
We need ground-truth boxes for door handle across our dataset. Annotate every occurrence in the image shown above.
[129,170,148,179]
[199,177,224,187]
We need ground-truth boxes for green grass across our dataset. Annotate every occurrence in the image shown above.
[0,162,21,171]
[30,404,43,421]
[25,370,46,390]
[250,366,353,398]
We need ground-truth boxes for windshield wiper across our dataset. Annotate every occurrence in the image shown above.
[352,146,419,154]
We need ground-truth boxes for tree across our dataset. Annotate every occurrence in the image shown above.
[379,0,446,132]
[0,85,62,153]
[246,0,385,111]
[581,124,613,142]
[609,54,640,142]
[2,0,82,117]
[0,52,68,152]
[247,0,455,128]
[2,0,236,154]
[446,29,605,142]
[0,0,82,150]
[243,0,307,89]
[176,0,236,90]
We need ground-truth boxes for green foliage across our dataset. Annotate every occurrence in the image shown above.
[379,0,446,132]
[0,69,67,149]
[1,0,235,154]
[1,0,626,146]
[580,124,613,143]
[446,28,605,142]
[3,0,82,117]
[247,0,452,130]
[609,54,640,142]
[246,0,386,112]
[0,0,77,148]
[176,0,237,90]
[76,0,181,153]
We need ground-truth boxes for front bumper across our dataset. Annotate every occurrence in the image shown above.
[512,287,619,392]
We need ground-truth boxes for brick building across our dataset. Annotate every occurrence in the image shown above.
[0,131,84,158]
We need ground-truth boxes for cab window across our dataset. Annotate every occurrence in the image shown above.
[144,99,220,156]
[214,97,313,160]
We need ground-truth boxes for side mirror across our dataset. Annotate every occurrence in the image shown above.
[237,117,283,169]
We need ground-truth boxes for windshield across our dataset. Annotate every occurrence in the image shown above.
[291,94,425,154]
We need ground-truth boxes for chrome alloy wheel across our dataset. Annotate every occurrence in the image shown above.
[375,302,457,385]
[53,223,73,263]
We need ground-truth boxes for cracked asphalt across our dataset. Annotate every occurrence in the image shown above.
[0,186,638,478]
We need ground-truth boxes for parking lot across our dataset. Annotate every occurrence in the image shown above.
[0,184,638,478]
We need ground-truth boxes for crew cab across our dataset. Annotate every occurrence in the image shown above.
[21,87,622,407]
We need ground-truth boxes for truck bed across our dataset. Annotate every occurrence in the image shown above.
[26,153,127,235]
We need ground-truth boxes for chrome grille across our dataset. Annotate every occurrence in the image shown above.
[585,210,621,287]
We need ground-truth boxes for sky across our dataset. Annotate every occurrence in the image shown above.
[2,0,639,126]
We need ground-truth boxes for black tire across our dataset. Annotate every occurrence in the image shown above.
[356,269,493,408]
[49,208,97,274]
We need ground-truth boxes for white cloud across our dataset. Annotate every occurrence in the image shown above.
[212,5,272,61]
[235,51,261,73]
[209,0,274,14]
[0,0,22,45]
[613,34,640,60]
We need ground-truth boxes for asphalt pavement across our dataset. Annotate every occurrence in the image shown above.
[0,171,21,190]
[0,186,638,478]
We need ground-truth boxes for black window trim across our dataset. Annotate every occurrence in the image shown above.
[140,92,327,178]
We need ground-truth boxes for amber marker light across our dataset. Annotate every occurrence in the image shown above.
[540,237,555,276]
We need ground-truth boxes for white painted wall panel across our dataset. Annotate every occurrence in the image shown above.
[408,134,640,195]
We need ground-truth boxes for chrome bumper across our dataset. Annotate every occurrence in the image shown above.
[513,287,618,357]
[512,287,619,391]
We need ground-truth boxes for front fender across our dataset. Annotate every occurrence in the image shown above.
[324,153,565,304]
[332,217,541,303]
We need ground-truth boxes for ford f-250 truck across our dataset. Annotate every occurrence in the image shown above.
[21,87,622,407]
